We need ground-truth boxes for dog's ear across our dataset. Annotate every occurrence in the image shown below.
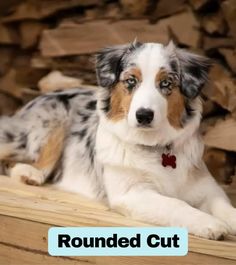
[166,41,212,99]
[95,41,142,88]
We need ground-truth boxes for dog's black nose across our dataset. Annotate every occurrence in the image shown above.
[136,108,154,125]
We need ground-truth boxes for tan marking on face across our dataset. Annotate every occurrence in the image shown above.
[156,68,168,83]
[156,69,185,129]
[107,67,142,122]
[107,82,133,121]
[123,67,142,81]
[167,88,185,128]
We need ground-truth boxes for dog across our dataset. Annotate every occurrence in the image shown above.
[1,41,235,240]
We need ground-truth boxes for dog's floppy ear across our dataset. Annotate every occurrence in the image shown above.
[96,41,142,88]
[166,41,212,99]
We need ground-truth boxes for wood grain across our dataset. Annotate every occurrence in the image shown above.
[0,177,236,264]
[204,118,236,152]
[1,216,236,265]
[40,11,201,57]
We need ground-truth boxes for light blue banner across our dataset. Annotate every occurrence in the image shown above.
[48,227,188,256]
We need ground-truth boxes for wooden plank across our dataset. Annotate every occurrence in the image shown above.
[2,242,236,265]
[0,177,236,261]
[0,244,86,265]
[1,215,236,265]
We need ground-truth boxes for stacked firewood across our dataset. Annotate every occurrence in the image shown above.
[0,0,236,186]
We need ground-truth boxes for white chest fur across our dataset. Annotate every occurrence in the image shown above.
[96,120,204,200]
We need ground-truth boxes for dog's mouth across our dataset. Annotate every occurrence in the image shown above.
[136,124,156,131]
[137,124,152,129]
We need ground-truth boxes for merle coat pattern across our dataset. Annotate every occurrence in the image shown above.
[1,41,236,240]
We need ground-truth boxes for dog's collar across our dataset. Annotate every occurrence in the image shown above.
[138,143,177,169]
[137,142,173,152]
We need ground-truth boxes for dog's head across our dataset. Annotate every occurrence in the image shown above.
[96,41,211,145]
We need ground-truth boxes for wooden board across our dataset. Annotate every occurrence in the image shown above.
[1,217,236,265]
[0,177,236,265]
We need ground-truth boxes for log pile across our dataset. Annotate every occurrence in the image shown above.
[0,0,236,186]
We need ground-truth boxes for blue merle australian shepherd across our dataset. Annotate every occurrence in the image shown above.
[1,41,236,240]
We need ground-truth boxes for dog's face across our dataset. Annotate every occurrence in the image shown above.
[96,41,211,136]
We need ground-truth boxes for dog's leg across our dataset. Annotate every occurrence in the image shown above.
[0,117,30,161]
[103,165,230,240]
[189,163,236,235]
[10,126,65,186]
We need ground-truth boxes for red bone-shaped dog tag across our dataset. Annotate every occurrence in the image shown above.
[162,153,177,169]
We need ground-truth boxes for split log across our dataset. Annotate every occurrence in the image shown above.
[120,0,149,17]
[0,47,16,76]
[84,3,122,20]
[202,11,227,35]
[0,65,47,98]
[40,19,169,57]
[1,0,99,22]
[0,0,22,15]
[0,24,19,45]
[19,21,46,49]
[203,117,236,152]
[0,91,22,115]
[21,88,41,104]
[189,0,211,10]
[203,64,236,113]
[203,148,234,185]
[200,115,221,135]
[38,71,82,93]
[219,48,236,74]
[202,99,219,118]
[167,11,200,47]
[40,11,200,57]
[222,0,236,41]
[0,69,24,98]
[203,36,235,50]
[150,0,186,21]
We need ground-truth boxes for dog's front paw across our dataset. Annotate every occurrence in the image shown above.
[190,215,230,240]
[223,208,236,235]
[10,163,45,186]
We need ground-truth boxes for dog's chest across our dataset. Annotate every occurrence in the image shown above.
[96,128,191,197]
[129,145,190,195]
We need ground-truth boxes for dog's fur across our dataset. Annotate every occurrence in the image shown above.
[1,41,236,240]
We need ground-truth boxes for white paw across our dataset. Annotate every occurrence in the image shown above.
[190,215,230,240]
[223,209,236,235]
[10,163,45,186]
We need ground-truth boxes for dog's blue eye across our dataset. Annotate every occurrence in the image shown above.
[125,77,137,90]
[160,79,171,88]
